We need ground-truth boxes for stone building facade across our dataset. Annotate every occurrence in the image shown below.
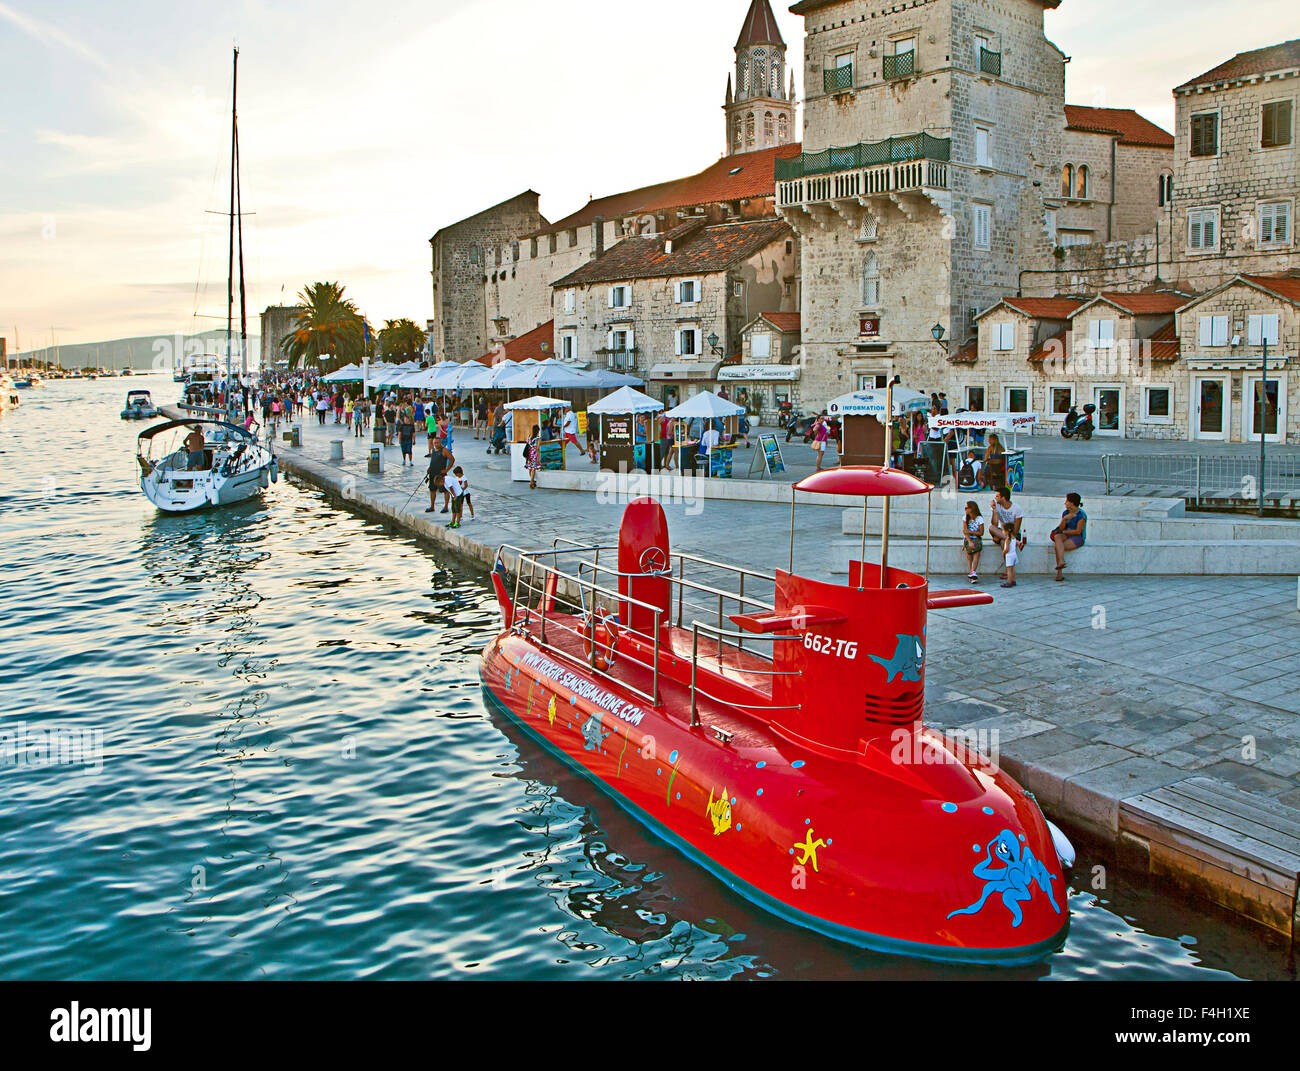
[1057,106,1174,247]
[259,305,303,370]
[781,0,1067,408]
[1171,40,1299,291]
[428,191,545,363]
[1176,273,1299,444]
[550,218,798,409]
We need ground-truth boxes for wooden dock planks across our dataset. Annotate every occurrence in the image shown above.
[1120,776,1300,940]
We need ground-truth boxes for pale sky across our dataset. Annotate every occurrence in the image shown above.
[2,0,1294,351]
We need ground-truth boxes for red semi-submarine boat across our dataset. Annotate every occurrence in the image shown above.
[480,465,1071,964]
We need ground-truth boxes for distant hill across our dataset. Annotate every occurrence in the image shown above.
[12,329,261,372]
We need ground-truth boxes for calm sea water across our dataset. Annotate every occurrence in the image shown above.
[0,377,1289,980]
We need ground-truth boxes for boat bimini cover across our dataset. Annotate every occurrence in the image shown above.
[137,418,255,443]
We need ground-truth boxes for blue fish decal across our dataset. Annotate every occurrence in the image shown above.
[867,632,925,682]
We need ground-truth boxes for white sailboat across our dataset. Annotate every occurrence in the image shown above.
[139,47,276,513]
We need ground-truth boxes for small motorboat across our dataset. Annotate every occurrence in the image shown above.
[480,451,1071,964]
[0,375,20,412]
[120,389,158,419]
[137,418,277,513]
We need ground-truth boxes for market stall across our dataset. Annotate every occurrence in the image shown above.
[663,391,745,478]
[929,412,1039,491]
[827,387,930,466]
[504,394,569,481]
[587,386,663,474]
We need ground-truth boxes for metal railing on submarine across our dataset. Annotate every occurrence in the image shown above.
[495,540,803,725]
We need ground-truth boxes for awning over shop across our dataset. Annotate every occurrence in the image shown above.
[717,364,800,381]
[648,362,722,381]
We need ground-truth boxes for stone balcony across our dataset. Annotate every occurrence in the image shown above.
[775,134,950,228]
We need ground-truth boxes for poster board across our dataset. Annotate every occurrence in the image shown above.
[748,432,787,477]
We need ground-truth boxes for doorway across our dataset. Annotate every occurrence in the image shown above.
[1192,376,1227,440]
[1242,372,1286,444]
[1093,386,1123,436]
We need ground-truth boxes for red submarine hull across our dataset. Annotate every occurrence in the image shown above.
[480,497,1069,964]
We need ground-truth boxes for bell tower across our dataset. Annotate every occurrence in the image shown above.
[725,0,795,157]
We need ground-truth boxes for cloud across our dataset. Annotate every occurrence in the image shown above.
[0,1,112,73]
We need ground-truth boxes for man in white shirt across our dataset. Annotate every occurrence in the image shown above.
[700,424,721,454]
[561,407,581,451]
[990,487,1026,588]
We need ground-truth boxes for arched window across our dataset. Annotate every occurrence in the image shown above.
[1077,164,1089,199]
[745,113,755,147]
[862,251,880,307]
[733,121,744,153]
[764,111,774,142]
[738,56,748,95]
[772,55,783,96]
[1062,164,1074,198]
[778,114,788,142]
[753,48,767,96]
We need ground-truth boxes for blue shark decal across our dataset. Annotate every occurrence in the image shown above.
[947,830,1061,928]
[867,630,925,682]
[581,712,611,753]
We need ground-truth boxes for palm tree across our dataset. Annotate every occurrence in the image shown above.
[281,282,366,371]
[377,318,427,361]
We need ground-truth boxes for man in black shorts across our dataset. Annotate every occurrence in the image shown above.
[425,439,453,513]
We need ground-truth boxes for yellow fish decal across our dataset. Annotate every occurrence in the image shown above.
[706,787,733,836]
[547,695,556,726]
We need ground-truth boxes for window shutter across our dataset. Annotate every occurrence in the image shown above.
[674,330,682,356]
[1189,215,1202,250]
[1199,316,1213,347]
[1248,315,1262,346]
[1213,316,1228,347]
[1278,203,1291,242]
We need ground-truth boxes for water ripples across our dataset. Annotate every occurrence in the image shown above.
[0,380,1286,979]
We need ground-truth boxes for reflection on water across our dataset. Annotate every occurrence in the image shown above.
[0,379,1290,980]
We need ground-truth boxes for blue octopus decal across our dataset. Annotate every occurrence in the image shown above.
[947,829,1061,928]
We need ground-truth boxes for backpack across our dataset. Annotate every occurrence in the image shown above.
[958,458,975,486]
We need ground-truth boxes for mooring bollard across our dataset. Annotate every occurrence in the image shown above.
[368,445,384,474]
[330,440,344,461]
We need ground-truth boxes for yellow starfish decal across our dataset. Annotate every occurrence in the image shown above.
[706,787,733,836]
[793,829,827,872]
[546,695,556,726]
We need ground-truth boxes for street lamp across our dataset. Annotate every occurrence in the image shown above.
[707,331,723,356]
[930,323,948,353]
[1259,336,1269,517]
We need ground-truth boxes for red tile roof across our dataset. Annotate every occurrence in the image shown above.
[982,297,1084,320]
[738,0,784,47]
[535,143,802,236]
[791,0,1058,11]
[949,338,978,364]
[1145,320,1180,362]
[1242,273,1300,304]
[552,218,791,287]
[475,320,553,364]
[1093,291,1190,315]
[1177,39,1300,92]
[1064,105,1174,149]
[759,311,800,332]
[1027,327,1069,363]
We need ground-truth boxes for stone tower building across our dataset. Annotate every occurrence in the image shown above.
[780,0,1065,408]
[726,0,798,156]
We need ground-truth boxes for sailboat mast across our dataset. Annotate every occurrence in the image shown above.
[236,108,248,379]
[226,47,239,418]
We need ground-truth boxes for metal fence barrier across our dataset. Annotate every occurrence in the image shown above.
[1100,452,1300,504]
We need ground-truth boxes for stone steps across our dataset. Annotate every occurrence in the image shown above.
[829,537,1300,576]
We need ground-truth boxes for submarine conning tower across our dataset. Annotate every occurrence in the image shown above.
[758,467,989,757]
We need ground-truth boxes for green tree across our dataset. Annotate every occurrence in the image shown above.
[281,281,367,371]
[377,318,427,361]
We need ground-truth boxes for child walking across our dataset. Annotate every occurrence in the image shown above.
[962,501,984,582]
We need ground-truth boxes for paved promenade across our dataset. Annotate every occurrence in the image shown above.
[275,413,1300,938]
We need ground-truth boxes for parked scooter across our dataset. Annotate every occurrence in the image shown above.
[1060,403,1095,441]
